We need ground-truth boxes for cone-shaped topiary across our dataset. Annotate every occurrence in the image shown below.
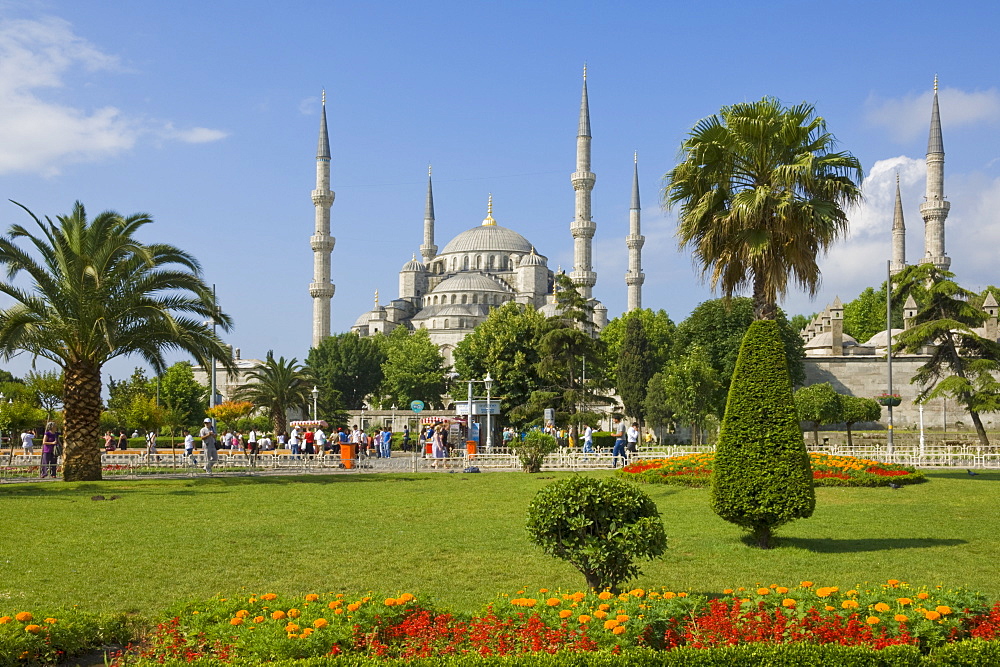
[711,320,815,548]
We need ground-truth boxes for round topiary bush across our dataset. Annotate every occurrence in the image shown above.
[526,476,666,592]
[511,430,559,473]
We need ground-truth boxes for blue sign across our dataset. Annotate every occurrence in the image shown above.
[410,400,425,413]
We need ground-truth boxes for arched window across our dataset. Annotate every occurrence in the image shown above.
[444,318,449,329]
[488,255,495,269]
[461,294,467,304]
[472,294,478,304]
[475,255,482,269]
[463,256,470,270]
[451,294,456,304]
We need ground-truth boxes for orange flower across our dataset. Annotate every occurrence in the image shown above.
[825,605,835,611]
[598,604,610,611]
[782,599,796,608]
[399,593,415,603]
[523,598,537,608]
[559,610,572,618]
[630,589,645,597]
[917,592,930,600]
[756,588,770,595]
[384,598,397,606]
[261,594,277,601]
[866,616,880,625]
[678,592,688,598]
[0,617,10,624]
[874,602,890,613]
[936,606,952,615]
[616,614,629,622]
[235,610,249,618]
[594,610,608,619]
[285,623,300,632]
[253,616,265,624]
[334,609,343,615]
[801,581,814,588]
[271,610,287,620]
[598,591,613,600]
[722,589,734,595]
[887,579,900,586]
[314,618,329,628]
[546,597,561,607]
[305,594,319,602]
[603,619,619,629]
[898,598,912,606]
[24,624,41,634]
[287,608,301,618]
[329,600,343,609]
[775,586,788,594]
[287,633,297,639]
[894,614,909,622]
[14,612,32,622]
[612,625,626,635]
[578,614,592,624]
[842,600,859,609]
[230,617,245,626]
[44,618,57,625]
[925,611,941,621]
[539,588,549,593]
[663,592,676,599]
[346,603,361,612]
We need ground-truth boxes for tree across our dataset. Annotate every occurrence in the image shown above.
[794,382,841,448]
[158,362,206,432]
[526,477,666,592]
[662,345,720,445]
[601,309,675,383]
[843,284,904,344]
[25,370,62,420]
[615,316,654,424]
[664,97,863,321]
[206,399,253,434]
[788,313,814,332]
[839,395,881,448]
[711,320,815,549]
[126,394,166,435]
[232,351,312,437]
[642,372,674,442]
[0,202,232,481]
[675,298,805,416]
[0,400,45,464]
[894,264,1000,446]
[453,301,547,417]
[509,430,559,473]
[107,367,154,429]
[377,327,447,408]
[305,333,385,410]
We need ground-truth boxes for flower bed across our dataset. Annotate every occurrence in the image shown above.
[0,581,971,664]
[619,452,925,487]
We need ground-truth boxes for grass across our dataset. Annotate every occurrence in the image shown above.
[1,470,999,617]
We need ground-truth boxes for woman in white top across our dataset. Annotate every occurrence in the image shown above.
[21,429,35,456]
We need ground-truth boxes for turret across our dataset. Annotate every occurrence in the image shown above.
[570,65,597,299]
[399,254,427,304]
[890,173,907,275]
[420,166,438,264]
[625,152,645,311]
[516,246,549,307]
[903,294,919,329]
[310,90,336,348]
[919,76,951,271]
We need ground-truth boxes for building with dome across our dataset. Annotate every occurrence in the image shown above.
[334,70,617,366]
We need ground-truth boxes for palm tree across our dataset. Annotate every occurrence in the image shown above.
[232,351,313,437]
[663,97,863,320]
[0,201,234,481]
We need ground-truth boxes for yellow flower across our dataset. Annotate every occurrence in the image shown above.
[598,591,613,600]
[874,602,890,613]
[925,611,941,621]
[559,610,572,618]
[15,612,32,622]
[546,597,561,607]
[314,618,329,628]
[782,599,796,608]
[894,614,909,622]
[287,633,297,639]
[24,624,41,634]
[612,625,626,635]
[936,606,952,615]
[44,618,56,625]
[230,618,244,626]
[305,594,319,602]
[578,614,592,624]
[866,616,880,625]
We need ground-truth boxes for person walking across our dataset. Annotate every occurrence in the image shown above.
[626,422,640,457]
[315,425,327,453]
[117,430,128,450]
[103,431,114,452]
[288,427,301,460]
[611,417,627,468]
[145,429,159,462]
[431,425,446,468]
[380,427,392,459]
[583,423,594,455]
[21,428,35,459]
[40,422,58,478]
[200,418,218,475]
[182,429,196,465]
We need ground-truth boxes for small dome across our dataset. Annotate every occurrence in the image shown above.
[539,299,560,318]
[519,247,547,267]
[431,272,511,294]
[805,331,858,349]
[861,328,904,347]
[352,308,382,329]
[439,225,534,255]
[401,254,426,272]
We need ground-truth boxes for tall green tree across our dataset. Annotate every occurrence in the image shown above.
[305,332,385,410]
[25,370,62,420]
[107,367,154,428]
[158,362,206,431]
[453,301,547,416]
[675,297,805,416]
[894,264,1000,446]
[0,201,232,481]
[642,372,673,442]
[377,327,447,408]
[662,345,720,445]
[664,97,863,321]
[615,316,654,424]
[232,351,313,437]
[794,382,841,448]
[600,309,675,383]
[839,394,881,448]
[843,284,905,344]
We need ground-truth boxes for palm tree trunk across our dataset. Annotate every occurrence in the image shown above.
[63,361,104,481]
[753,276,777,321]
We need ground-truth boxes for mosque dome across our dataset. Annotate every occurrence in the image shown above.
[439,224,534,256]
[519,247,547,267]
[432,272,511,294]
[860,328,905,348]
[352,308,382,329]
[804,331,858,350]
[401,255,426,272]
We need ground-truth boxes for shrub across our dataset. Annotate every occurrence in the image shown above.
[510,430,559,473]
[525,477,666,592]
[712,320,815,549]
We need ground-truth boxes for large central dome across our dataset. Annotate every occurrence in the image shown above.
[439,224,534,255]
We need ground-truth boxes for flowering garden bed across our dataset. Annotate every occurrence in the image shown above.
[6,581,1000,664]
[618,452,926,487]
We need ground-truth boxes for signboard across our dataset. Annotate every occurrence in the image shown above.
[455,400,500,416]
[410,400,425,413]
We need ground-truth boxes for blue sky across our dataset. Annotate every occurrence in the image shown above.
[1,0,999,381]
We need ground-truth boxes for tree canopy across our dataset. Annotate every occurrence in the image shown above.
[376,327,447,409]
[306,333,385,411]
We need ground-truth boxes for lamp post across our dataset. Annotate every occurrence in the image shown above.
[484,372,493,453]
[886,260,895,459]
[206,284,219,429]
[311,386,319,421]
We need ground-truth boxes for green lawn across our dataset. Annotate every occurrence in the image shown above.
[1,470,998,616]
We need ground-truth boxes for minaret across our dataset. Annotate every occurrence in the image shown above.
[890,172,906,275]
[420,165,437,264]
[626,152,645,311]
[570,65,597,299]
[919,75,951,270]
[310,90,336,348]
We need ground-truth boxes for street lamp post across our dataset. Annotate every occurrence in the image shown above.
[484,372,493,453]
[311,386,319,421]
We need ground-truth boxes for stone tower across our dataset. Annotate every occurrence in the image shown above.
[420,166,437,264]
[919,76,951,271]
[626,152,645,311]
[310,91,336,348]
[570,66,597,300]
[890,173,906,275]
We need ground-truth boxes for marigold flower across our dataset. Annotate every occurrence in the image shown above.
[603,619,619,629]
[678,592,688,598]
[616,614,629,622]
[230,618,244,626]
[925,611,941,621]
[887,579,900,586]
[594,610,608,619]
[305,594,319,602]
[285,623,300,632]
[287,633,297,639]
[559,610,572,618]
[578,614,592,624]
[663,592,676,599]
[898,598,912,606]
[384,598,397,606]
[362,597,371,602]
[612,625,626,635]
[346,603,360,612]
[874,602,890,613]
[842,600,859,609]
[14,612,32,622]
[825,606,836,611]
[936,606,952,615]
[262,593,278,601]
[235,609,249,618]
[630,589,645,597]
[288,608,301,618]
[24,624,41,634]
[782,599,796,608]
[314,618,329,628]
[546,597,561,607]
[302,627,314,636]
[539,588,549,593]
[399,593,415,602]
[598,604,610,611]
[271,610,287,620]
[917,592,930,600]
[253,616,265,624]
[0,617,10,624]
[598,591,613,600]
[775,586,788,594]
[44,618,56,624]
[722,589,733,595]
[334,609,343,615]
[866,616,880,625]
[523,598,537,607]
[801,581,814,588]
[756,588,770,595]
[895,614,909,622]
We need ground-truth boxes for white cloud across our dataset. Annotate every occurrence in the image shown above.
[866,86,1000,144]
[0,15,226,176]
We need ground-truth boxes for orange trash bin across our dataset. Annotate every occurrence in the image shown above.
[466,440,477,456]
[340,443,357,469]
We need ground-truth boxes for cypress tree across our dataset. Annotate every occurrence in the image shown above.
[711,320,814,548]
[616,315,654,423]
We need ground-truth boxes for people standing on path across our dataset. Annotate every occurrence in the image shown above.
[21,428,35,458]
[626,422,639,457]
[431,425,446,468]
[118,431,128,450]
[40,421,58,478]
[611,417,627,468]
[315,426,327,453]
[200,418,218,474]
[183,429,196,465]
[288,427,301,460]
[380,427,392,459]
[146,430,159,462]
[583,423,594,455]
[303,427,315,458]
[246,429,259,467]
[103,431,114,452]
